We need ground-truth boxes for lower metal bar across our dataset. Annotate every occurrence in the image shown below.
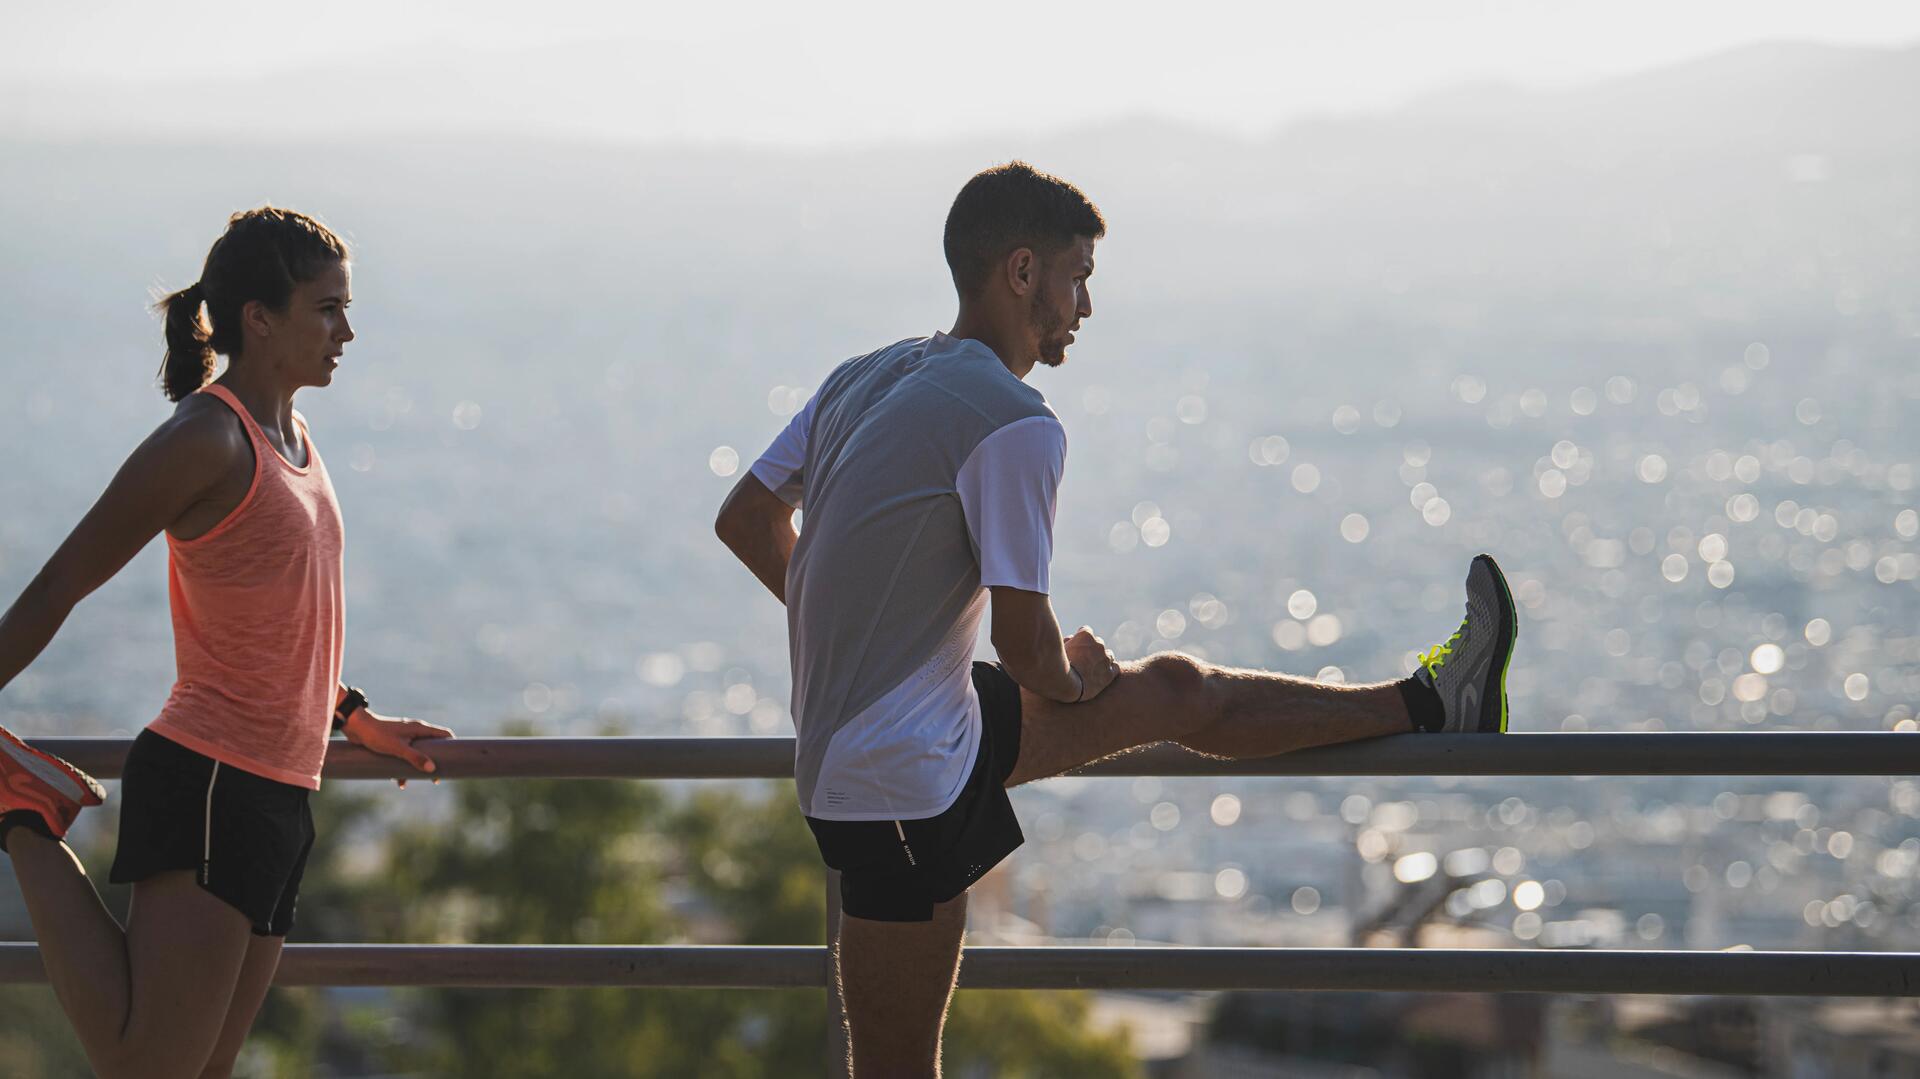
[0,945,1909,996]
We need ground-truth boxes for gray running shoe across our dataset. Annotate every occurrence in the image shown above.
[1410,554,1518,733]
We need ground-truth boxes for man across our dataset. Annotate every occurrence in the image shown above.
[716,161,1517,1076]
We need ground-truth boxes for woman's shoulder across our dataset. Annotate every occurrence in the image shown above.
[139,392,252,474]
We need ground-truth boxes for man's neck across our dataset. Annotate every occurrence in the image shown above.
[947,310,1034,381]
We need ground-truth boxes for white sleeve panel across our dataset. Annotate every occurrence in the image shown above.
[955,415,1068,594]
[747,392,818,508]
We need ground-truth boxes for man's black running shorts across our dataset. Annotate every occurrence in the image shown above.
[805,662,1025,922]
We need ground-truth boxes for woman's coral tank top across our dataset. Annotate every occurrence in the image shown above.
[148,384,345,789]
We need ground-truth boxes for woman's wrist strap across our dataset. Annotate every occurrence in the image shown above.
[334,687,368,732]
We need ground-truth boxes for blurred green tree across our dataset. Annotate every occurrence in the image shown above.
[0,986,92,1077]
[946,989,1140,1078]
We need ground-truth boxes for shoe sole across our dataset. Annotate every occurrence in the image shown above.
[0,727,106,807]
[1476,554,1518,735]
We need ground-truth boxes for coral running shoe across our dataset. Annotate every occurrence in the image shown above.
[1411,554,1519,733]
[0,725,105,840]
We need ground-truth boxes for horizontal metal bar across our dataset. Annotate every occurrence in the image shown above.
[0,944,1910,995]
[30,732,1920,781]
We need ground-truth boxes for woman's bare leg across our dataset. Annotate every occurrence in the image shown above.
[197,934,283,1079]
[8,835,252,1079]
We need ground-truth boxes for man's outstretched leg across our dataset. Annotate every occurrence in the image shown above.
[1010,555,1517,785]
[836,893,968,1078]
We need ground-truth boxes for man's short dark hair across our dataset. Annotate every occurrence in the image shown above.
[943,162,1105,298]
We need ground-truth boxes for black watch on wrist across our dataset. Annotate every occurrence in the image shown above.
[334,687,368,733]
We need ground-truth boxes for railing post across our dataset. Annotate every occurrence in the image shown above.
[825,868,850,1079]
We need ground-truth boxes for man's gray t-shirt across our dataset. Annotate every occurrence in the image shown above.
[750,333,1066,821]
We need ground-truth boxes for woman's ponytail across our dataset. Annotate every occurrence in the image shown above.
[155,281,216,402]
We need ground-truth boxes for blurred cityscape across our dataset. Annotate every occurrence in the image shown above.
[1,39,1917,1077]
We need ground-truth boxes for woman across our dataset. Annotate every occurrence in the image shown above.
[0,206,451,1079]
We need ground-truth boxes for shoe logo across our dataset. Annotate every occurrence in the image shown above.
[1461,685,1479,719]
[2,761,84,808]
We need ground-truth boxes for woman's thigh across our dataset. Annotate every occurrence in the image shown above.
[119,871,255,1072]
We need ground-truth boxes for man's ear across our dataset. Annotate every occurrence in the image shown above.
[1002,247,1037,298]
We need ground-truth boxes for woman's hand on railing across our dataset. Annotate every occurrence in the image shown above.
[343,709,455,788]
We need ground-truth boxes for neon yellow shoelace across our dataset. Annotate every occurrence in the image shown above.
[1418,626,1465,677]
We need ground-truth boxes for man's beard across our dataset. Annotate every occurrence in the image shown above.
[1031,282,1069,368]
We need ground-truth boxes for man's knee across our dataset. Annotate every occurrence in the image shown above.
[1134,651,1212,737]
[1139,651,1208,698]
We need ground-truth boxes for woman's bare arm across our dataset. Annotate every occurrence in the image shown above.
[0,403,244,694]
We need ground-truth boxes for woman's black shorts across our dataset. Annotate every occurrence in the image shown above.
[805,662,1026,922]
[108,729,315,937]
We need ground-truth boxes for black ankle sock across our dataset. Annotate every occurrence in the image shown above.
[0,810,52,853]
[1398,677,1446,733]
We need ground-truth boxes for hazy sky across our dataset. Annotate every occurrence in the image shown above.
[7,0,1920,142]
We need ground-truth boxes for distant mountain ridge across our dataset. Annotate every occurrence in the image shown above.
[3,39,1916,151]
[1382,40,1920,151]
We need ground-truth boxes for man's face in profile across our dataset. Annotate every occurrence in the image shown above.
[1030,236,1096,368]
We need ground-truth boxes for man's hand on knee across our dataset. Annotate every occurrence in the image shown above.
[990,588,1120,703]
[1065,627,1119,702]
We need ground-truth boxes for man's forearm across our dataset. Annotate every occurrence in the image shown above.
[1003,648,1080,703]
[993,606,1080,703]
[721,519,794,604]
[741,532,792,604]
[716,474,798,605]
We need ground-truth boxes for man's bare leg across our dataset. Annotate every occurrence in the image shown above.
[1009,653,1412,786]
[1011,554,1518,785]
[836,892,969,1078]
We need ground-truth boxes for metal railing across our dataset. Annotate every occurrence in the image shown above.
[36,731,1920,781]
[6,733,1918,999]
